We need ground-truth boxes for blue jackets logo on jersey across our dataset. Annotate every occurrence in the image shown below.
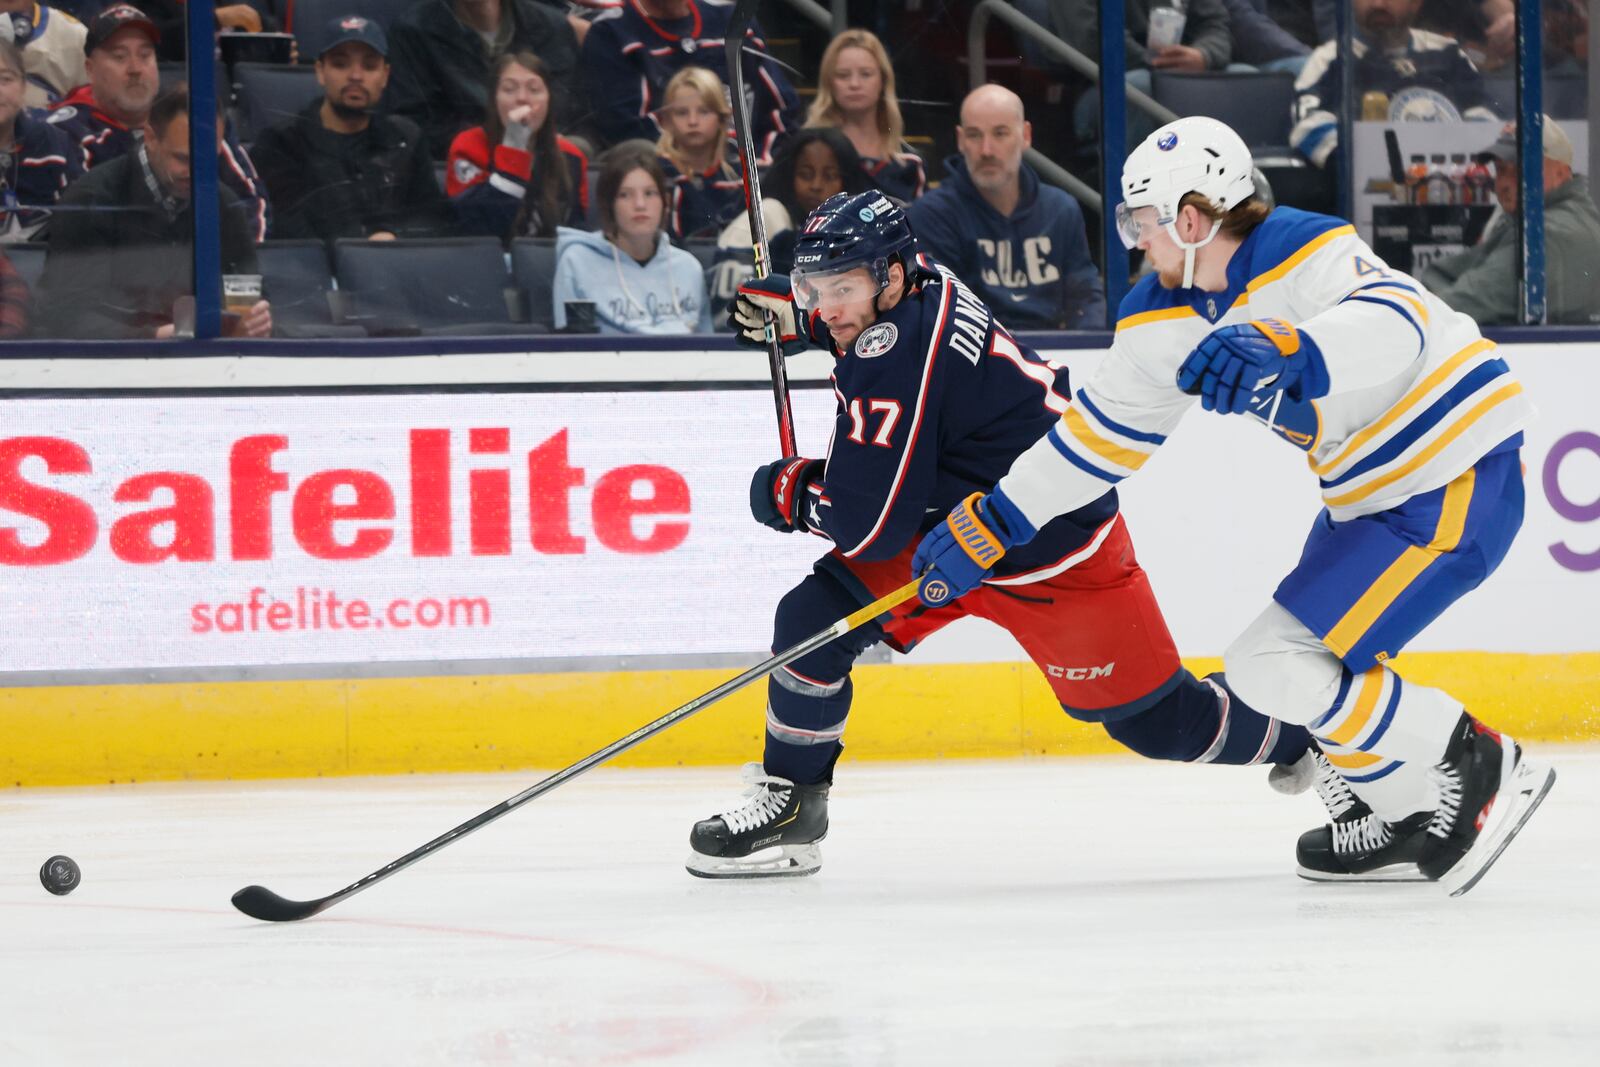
[855,322,898,358]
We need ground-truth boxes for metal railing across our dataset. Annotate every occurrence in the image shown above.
[778,0,846,36]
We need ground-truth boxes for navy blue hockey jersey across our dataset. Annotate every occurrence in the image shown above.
[802,255,1118,579]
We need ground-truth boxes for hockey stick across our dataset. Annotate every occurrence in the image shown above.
[231,577,924,922]
[726,0,798,456]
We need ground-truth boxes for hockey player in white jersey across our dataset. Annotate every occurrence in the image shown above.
[913,116,1555,894]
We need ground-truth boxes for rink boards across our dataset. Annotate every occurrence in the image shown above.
[1,341,1596,785]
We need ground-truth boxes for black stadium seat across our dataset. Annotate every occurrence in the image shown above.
[233,62,322,144]
[291,0,414,59]
[258,239,365,337]
[509,237,558,330]
[333,237,534,335]
[1150,71,1298,159]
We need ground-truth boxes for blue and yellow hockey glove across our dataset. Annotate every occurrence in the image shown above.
[750,456,823,533]
[911,490,1036,607]
[729,275,810,357]
[1176,319,1330,415]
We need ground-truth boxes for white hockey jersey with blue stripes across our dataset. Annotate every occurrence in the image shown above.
[999,207,1533,526]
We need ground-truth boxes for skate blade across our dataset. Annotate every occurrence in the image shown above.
[1441,747,1557,898]
[685,843,822,880]
[1296,863,1426,883]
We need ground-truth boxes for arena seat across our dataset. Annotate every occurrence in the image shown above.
[1150,71,1297,160]
[258,239,366,338]
[233,62,322,144]
[509,237,558,330]
[333,237,535,335]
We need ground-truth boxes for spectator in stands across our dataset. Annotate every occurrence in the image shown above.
[38,85,270,338]
[1051,0,1239,149]
[1292,0,1497,168]
[0,0,87,106]
[48,5,269,238]
[655,66,742,242]
[1423,118,1600,326]
[552,142,709,334]
[0,243,28,335]
[1223,0,1310,75]
[251,16,443,243]
[717,126,867,273]
[803,29,925,203]
[134,0,281,62]
[0,39,83,242]
[387,0,582,158]
[447,50,587,240]
[910,84,1104,332]
[582,0,800,163]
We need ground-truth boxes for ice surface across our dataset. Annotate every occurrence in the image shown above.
[3,754,1596,1066]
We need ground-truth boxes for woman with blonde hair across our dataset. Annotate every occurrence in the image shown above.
[804,29,925,202]
[654,66,745,241]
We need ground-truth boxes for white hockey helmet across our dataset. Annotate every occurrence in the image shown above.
[1116,116,1257,286]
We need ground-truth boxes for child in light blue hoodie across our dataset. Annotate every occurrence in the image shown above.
[552,145,711,334]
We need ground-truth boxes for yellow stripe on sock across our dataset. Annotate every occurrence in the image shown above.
[1324,750,1385,770]
[1325,668,1386,746]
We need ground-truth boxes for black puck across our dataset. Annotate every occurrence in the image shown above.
[40,855,81,896]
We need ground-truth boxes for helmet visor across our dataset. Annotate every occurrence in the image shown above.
[790,263,888,312]
[1115,203,1164,250]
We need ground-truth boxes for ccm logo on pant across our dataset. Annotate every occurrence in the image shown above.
[1045,662,1115,680]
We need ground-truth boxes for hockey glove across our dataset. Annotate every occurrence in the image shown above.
[1175,319,1330,415]
[750,456,823,533]
[729,275,810,357]
[911,489,1037,607]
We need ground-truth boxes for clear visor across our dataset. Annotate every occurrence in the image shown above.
[1115,203,1165,250]
[791,264,888,312]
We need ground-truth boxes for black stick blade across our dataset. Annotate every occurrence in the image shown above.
[231,885,331,922]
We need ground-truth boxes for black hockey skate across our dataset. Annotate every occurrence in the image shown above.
[686,763,829,879]
[1295,748,1428,882]
[1420,714,1556,897]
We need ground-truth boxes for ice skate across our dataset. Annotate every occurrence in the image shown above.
[686,763,828,879]
[1295,748,1427,882]
[1421,715,1556,897]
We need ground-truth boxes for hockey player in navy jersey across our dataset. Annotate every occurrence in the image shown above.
[686,191,1313,879]
[915,117,1555,894]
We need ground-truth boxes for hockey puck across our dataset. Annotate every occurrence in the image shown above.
[39,855,81,896]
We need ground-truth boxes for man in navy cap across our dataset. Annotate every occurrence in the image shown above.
[47,3,269,237]
[250,14,443,242]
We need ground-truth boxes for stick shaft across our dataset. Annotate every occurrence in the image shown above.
[725,0,797,455]
[247,577,923,918]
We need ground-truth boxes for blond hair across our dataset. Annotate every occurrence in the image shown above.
[1181,192,1272,240]
[655,66,735,176]
[804,29,904,157]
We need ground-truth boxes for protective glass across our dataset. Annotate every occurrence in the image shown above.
[790,263,888,311]
[1115,203,1165,250]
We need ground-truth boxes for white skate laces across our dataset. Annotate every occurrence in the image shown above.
[1311,751,1359,821]
[718,762,794,835]
[1331,813,1393,854]
[1426,763,1464,840]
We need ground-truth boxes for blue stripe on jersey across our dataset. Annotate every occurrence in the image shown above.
[1048,426,1124,484]
[1350,279,1421,296]
[1075,389,1168,445]
[1358,674,1403,752]
[1342,294,1426,354]
[1321,359,1512,488]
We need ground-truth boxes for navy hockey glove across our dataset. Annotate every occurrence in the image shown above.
[1176,319,1329,414]
[750,456,823,533]
[729,275,809,357]
[911,489,1037,608]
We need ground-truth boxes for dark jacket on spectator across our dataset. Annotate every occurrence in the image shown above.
[1422,175,1600,326]
[251,100,445,241]
[861,149,926,204]
[1051,0,1234,72]
[0,248,29,337]
[446,124,588,238]
[909,155,1106,332]
[659,150,744,242]
[46,84,271,240]
[1224,0,1310,65]
[0,109,85,243]
[582,0,801,162]
[387,0,583,158]
[37,146,258,338]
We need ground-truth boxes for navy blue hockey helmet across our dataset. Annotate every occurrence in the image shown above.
[790,191,917,311]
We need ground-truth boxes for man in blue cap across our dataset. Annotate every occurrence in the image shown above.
[250,14,443,242]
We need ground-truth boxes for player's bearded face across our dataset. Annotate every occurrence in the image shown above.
[1128,210,1186,288]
